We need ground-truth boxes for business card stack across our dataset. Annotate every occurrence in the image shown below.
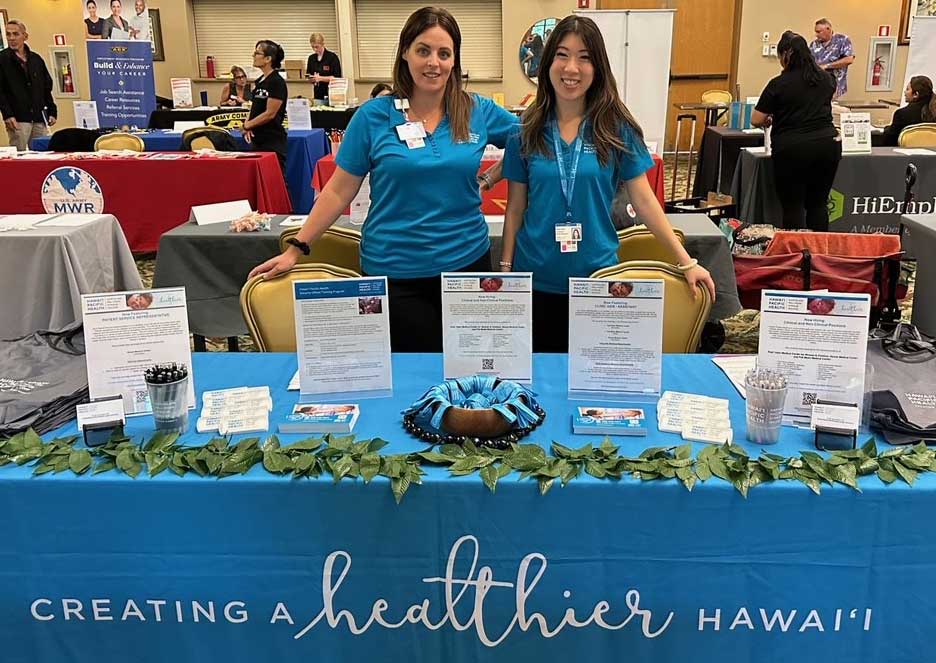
[196,386,273,435]
[279,404,360,434]
[573,407,647,436]
[657,391,732,444]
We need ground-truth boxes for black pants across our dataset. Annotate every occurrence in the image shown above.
[771,138,842,232]
[532,290,569,353]
[369,253,492,353]
[252,132,287,173]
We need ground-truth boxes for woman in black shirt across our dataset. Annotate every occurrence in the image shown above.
[752,31,840,231]
[882,76,935,146]
[84,0,104,39]
[243,40,288,172]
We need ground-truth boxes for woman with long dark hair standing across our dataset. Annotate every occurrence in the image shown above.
[249,7,518,352]
[500,15,714,352]
[242,40,288,172]
[883,75,935,146]
[752,31,840,231]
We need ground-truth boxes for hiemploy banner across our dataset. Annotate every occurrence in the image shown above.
[86,40,156,128]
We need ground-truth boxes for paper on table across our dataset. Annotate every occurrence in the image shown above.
[38,214,107,227]
[280,216,307,228]
[711,354,756,398]
[744,146,767,154]
[0,214,57,230]
[894,148,936,156]
[741,128,764,134]
[288,370,299,390]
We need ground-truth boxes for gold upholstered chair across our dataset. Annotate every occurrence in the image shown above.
[898,123,936,148]
[616,224,685,264]
[590,260,712,353]
[240,263,361,352]
[279,226,362,274]
[93,132,145,151]
[182,125,232,151]
[701,89,732,126]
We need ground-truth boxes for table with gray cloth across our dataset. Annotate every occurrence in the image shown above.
[730,147,936,233]
[0,214,142,339]
[899,214,936,336]
[155,213,741,340]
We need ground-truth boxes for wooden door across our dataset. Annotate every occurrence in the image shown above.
[598,0,742,151]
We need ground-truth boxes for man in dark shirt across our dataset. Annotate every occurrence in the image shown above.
[0,20,57,151]
[305,33,342,102]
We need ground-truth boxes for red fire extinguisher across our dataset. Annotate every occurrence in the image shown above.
[62,64,74,94]
[206,55,216,79]
[872,57,884,86]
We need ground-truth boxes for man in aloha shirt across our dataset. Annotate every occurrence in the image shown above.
[809,18,855,99]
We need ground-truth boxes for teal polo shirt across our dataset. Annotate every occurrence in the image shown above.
[503,120,654,294]
[335,94,518,278]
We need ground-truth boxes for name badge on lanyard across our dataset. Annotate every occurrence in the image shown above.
[553,118,586,254]
[395,122,426,149]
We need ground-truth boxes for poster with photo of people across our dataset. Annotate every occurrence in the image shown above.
[81,0,164,60]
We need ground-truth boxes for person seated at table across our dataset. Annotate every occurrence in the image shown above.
[370,82,392,98]
[102,0,131,39]
[242,40,287,173]
[751,31,840,232]
[220,66,253,106]
[84,0,104,39]
[500,15,714,353]
[882,76,935,146]
[250,7,518,352]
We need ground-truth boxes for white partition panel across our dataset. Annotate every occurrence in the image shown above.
[576,9,675,154]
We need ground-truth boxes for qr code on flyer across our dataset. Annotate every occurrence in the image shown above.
[801,392,818,406]
[482,358,494,370]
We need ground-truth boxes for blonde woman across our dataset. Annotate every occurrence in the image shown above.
[306,32,342,102]
[219,66,253,106]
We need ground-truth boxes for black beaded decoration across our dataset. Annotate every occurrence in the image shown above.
[402,401,547,450]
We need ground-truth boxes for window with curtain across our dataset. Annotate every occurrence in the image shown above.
[192,0,339,77]
[354,0,502,81]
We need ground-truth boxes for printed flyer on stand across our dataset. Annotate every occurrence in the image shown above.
[568,278,664,401]
[441,273,532,383]
[293,277,392,400]
[81,288,195,415]
[757,290,871,421]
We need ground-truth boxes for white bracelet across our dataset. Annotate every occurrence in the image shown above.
[499,260,512,267]
[676,258,698,272]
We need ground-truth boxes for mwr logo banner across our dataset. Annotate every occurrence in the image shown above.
[41,167,104,214]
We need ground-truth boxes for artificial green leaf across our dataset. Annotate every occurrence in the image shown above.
[116,448,135,474]
[551,442,573,458]
[877,468,898,484]
[585,459,607,479]
[23,429,43,449]
[93,459,116,475]
[695,460,712,482]
[417,451,452,464]
[441,444,466,458]
[861,438,878,458]
[732,475,750,498]
[331,455,354,482]
[795,471,821,495]
[68,449,92,475]
[681,473,697,492]
[675,444,692,460]
[262,435,281,451]
[33,463,56,476]
[826,455,850,466]
[235,437,260,452]
[832,463,860,492]
[496,463,512,479]
[727,444,748,458]
[480,464,498,493]
[294,454,317,474]
[391,475,411,504]
[893,461,918,486]
[367,438,389,453]
[538,477,555,495]
[148,454,171,477]
[284,437,324,453]
[263,451,289,474]
[708,458,730,481]
[858,458,880,475]
[360,453,381,483]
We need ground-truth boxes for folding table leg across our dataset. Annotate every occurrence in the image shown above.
[193,334,207,352]
[227,337,239,352]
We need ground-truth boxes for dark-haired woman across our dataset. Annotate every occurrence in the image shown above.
[752,31,840,231]
[883,75,935,146]
[250,8,517,352]
[501,15,713,352]
[243,40,288,171]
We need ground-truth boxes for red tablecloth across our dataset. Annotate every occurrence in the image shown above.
[312,153,666,214]
[0,153,291,252]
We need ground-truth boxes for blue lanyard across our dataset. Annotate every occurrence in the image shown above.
[552,118,586,221]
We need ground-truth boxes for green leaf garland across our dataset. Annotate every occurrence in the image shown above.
[1,429,934,502]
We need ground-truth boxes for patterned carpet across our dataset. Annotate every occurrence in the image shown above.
[134,153,915,355]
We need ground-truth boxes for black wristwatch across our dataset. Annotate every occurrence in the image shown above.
[285,238,311,255]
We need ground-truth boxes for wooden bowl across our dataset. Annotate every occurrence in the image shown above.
[441,406,513,438]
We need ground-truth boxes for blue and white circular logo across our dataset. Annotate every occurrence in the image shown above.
[41,167,104,215]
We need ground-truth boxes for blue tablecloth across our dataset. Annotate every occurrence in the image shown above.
[1,353,930,663]
[31,129,329,214]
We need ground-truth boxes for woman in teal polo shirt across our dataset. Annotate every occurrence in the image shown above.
[250,7,516,352]
[501,15,716,352]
